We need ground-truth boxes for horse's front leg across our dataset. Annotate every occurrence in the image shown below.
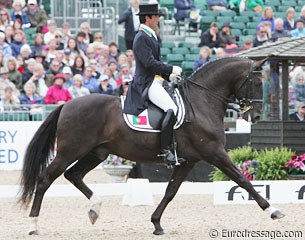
[210,149,285,219]
[151,162,195,235]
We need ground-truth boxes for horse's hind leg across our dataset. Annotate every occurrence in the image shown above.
[64,149,109,224]
[151,162,195,235]
[28,154,74,235]
[211,150,285,219]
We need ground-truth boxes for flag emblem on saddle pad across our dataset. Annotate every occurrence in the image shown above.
[132,116,147,125]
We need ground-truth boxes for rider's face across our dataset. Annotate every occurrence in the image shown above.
[146,15,160,31]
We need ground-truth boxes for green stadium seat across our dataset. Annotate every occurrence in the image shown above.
[277,6,290,12]
[243,28,257,36]
[282,0,297,6]
[231,29,242,38]
[216,16,233,23]
[161,47,171,61]
[194,0,207,10]
[201,10,220,17]
[162,41,176,49]
[182,61,194,77]
[166,54,184,67]
[230,22,246,29]
[185,54,198,61]
[219,10,237,17]
[178,42,194,48]
[239,11,259,18]
[274,11,287,18]
[233,16,250,23]
[246,22,258,29]
[172,47,190,55]
[199,16,215,32]
[190,47,201,54]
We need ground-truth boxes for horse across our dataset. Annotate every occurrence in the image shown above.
[19,57,284,236]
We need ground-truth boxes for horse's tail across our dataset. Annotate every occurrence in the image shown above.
[19,104,64,207]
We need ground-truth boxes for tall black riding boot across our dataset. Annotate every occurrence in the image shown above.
[160,109,185,165]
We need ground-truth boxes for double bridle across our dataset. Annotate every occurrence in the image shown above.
[186,60,262,114]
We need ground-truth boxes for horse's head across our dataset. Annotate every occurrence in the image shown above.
[234,59,265,123]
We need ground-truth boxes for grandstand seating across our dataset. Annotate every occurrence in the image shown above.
[190,47,201,54]
[182,61,194,77]
[172,47,190,55]
[166,54,184,67]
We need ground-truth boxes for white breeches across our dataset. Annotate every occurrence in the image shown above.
[148,78,177,115]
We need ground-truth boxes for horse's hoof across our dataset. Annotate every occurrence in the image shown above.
[153,228,164,235]
[88,209,99,225]
[28,230,39,235]
[271,210,285,220]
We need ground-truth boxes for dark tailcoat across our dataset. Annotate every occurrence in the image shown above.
[123,29,173,115]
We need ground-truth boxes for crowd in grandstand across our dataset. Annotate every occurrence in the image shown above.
[1,0,305,120]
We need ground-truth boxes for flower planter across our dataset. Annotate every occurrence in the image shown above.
[103,165,133,183]
[287,174,305,180]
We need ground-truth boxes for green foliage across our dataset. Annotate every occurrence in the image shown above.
[255,147,295,180]
[210,147,295,181]
[210,146,258,181]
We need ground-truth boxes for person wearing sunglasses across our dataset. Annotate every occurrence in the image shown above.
[289,101,305,121]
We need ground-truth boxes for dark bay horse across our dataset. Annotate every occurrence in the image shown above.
[19,57,284,235]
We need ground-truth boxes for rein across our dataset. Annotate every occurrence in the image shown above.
[186,60,261,114]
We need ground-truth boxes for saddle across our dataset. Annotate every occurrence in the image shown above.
[121,86,186,132]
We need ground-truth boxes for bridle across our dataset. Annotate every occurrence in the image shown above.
[186,60,262,114]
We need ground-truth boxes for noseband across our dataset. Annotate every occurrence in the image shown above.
[187,60,262,114]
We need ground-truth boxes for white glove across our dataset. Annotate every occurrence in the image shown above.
[172,66,182,75]
[169,73,182,83]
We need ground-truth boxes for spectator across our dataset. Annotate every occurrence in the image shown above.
[240,37,253,51]
[88,58,101,80]
[82,66,97,93]
[0,31,12,61]
[289,101,305,121]
[22,58,36,84]
[79,22,93,44]
[117,54,128,72]
[229,0,264,13]
[92,74,114,95]
[6,57,22,92]
[54,51,65,70]
[43,20,57,45]
[45,38,58,63]
[261,66,273,120]
[27,62,50,96]
[10,0,31,29]
[30,33,45,57]
[0,86,20,110]
[116,73,132,96]
[118,0,140,50]
[45,59,61,82]
[71,55,86,75]
[103,67,116,90]
[259,6,275,31]
[283,7,296,33]
[215,47,226,58]
[62,22,72,45]
[68,74,90,99]
[219,23,238,49]
[33,51,47,70]
[206,0,228,11]
[76,31,88,54]
[290,19,305,37]
[62,66,73,89]
[4,25,14,44]
[20,44,32,61]
[44,73,72,104]
[19,81,44,105]
[116,64,133,87]
[292,72,305,102]
[174,0,198,24]
[109,41,121,62]
[10,29,25,57]
[86,45,96,60]
[198,22,220,48]
[193,46,211,71]
[107,60,119,89]
[253,23,270,47]
[63,48,73,66]
[96,55,107,75]
[25,0,48,33]
[0,8,13,32]
[0,52,4,68]
[125,49,136,75]
[0,66,19,96]
[271,18,289,42]
[66,37,85,61]
[93,32,103,43]
[12,16,22,31]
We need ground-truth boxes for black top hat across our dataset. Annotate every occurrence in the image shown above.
[137,4,162,16]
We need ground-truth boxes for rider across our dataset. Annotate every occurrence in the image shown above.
[123,3,185,165]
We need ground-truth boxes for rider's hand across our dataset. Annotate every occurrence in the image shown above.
[169,73,182,84]
[172,66,182,75]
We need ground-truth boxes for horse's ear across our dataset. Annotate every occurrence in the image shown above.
[253,58,268,70]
